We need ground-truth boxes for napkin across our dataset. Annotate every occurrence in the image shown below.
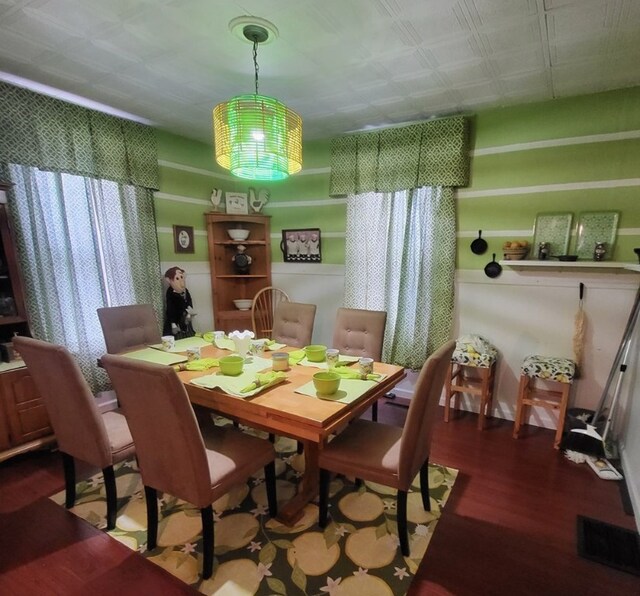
[289,349,306,364]
[241,371,287,393]
[265,340,287,351]
[200,331,216,343]
[173,358,219,372]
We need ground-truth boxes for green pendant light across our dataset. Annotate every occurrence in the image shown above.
[213,22,302,181]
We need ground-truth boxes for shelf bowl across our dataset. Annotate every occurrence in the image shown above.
[227,228,250,241]
[233,299,253,310]
[503,247,529,260]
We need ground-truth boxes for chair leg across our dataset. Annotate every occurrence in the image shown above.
[62,452,76,509]
[371,401,378,422]
[144,486,158,550]
[264,461,278,517]
[444,362,454,422]
[268,433,275,443]
[554,382,572,449]
[513,374,529,439]
[478,366,491,431]
[297,441,304,454]
[201,505,214,579]
[397,490,409,557]
[354,478,363,488]
[419,459,431,511]
[103,465,117,530]
[319,469,330,528]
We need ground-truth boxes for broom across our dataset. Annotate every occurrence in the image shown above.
[561,286,640,456]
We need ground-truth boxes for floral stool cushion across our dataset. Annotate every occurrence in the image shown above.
[452,334,497,368]
[521,355,575,384]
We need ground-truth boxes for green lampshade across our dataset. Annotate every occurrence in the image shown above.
[213,94,302,181]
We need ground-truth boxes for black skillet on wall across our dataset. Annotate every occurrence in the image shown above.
[484,254,502,278]
[470,230,488,255]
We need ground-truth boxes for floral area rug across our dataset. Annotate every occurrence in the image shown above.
[50,419,457,595]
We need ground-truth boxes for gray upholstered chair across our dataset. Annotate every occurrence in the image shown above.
[272,301,317,347]
[251,286,290,339]
[101,354,278,579]
[97,304,162,354]
[332,307,387,421]
[13,336,135,530]
[318,340,455,556]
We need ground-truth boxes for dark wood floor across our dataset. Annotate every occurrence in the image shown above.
[1,403,639,595]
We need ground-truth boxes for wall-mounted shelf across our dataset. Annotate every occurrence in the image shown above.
[499,260,640,273]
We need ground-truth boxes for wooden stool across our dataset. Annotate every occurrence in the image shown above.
[444,335,497,430]
[513,355,575,448]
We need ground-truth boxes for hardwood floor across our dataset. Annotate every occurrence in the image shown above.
[1,403,638,595]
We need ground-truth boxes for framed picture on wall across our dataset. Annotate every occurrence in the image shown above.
[280,228,322,263]
[173,225,194,254]
[225,192,249,214]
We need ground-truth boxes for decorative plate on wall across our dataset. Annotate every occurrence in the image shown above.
[575,211,619,260]
[532,212,573,257]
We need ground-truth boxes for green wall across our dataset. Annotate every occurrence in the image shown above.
[155,86,640,269]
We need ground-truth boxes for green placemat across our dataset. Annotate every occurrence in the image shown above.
[296,355,360,369]
[214,337,237,351]
[149,336,211,352]
[191,366,285,398]
[121,348,187,366]
[294,378,378,404]
[265,341,287,351]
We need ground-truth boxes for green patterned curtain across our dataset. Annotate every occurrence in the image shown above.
[344,187,456,368]
[329,115,469,196]
[0,82,159,189]
[336,116,468,367]
[0,82,162,391]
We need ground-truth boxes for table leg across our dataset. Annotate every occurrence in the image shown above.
[276,440,320,525]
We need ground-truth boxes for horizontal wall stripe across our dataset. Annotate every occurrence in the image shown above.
[155,191,210,205]
[458,227,640,238]
[157,226,208,237]
[458,178,640,199]
[270,231,345,240]
[266,198,346,208]
[457,229,531,238]
[472,130,640,156]
[159,159,330,179]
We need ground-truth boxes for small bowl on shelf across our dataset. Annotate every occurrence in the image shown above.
[227,228,250,241]
[503,247,529,260]
[557,255,578,262]
[233,299,253,310]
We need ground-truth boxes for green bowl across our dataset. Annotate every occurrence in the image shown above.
[304,344,327,362]
[313,371,341,395]
[219,355,244,376]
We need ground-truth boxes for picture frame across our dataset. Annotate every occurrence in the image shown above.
[173,225,194,254]
[281,228,322,263]
[225,192,249,215]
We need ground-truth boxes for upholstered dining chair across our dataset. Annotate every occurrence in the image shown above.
[332,307,387,421]
[13,336,135,530]
[251,286,290,339]
[97,304,162,354]
[101,354,278,579]
[272,301,317,348]
[318,339,455,556]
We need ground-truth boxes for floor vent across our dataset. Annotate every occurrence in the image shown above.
[577,515,640,576]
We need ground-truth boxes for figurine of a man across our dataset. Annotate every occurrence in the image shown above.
[163,266,196,339]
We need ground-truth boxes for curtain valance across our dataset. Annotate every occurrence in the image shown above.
[0,82,159,190]
[329,115,469,196]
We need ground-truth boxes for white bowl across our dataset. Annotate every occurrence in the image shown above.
[227,228,250,241]
[233,299,253,310]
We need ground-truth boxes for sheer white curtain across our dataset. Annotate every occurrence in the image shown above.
[344,186,456,369]
[8,164,162,390]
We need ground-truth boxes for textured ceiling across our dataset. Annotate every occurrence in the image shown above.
[1,0,639,144]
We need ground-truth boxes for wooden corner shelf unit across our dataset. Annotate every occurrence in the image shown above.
[0,181,54,462]
[205,213,272,333]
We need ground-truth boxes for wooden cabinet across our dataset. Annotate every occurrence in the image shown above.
[205,213,272,333]
[0,181,54,462]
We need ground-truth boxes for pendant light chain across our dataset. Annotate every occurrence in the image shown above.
[252,36,259,96]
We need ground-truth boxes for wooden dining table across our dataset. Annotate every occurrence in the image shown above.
[178,344,405,525]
